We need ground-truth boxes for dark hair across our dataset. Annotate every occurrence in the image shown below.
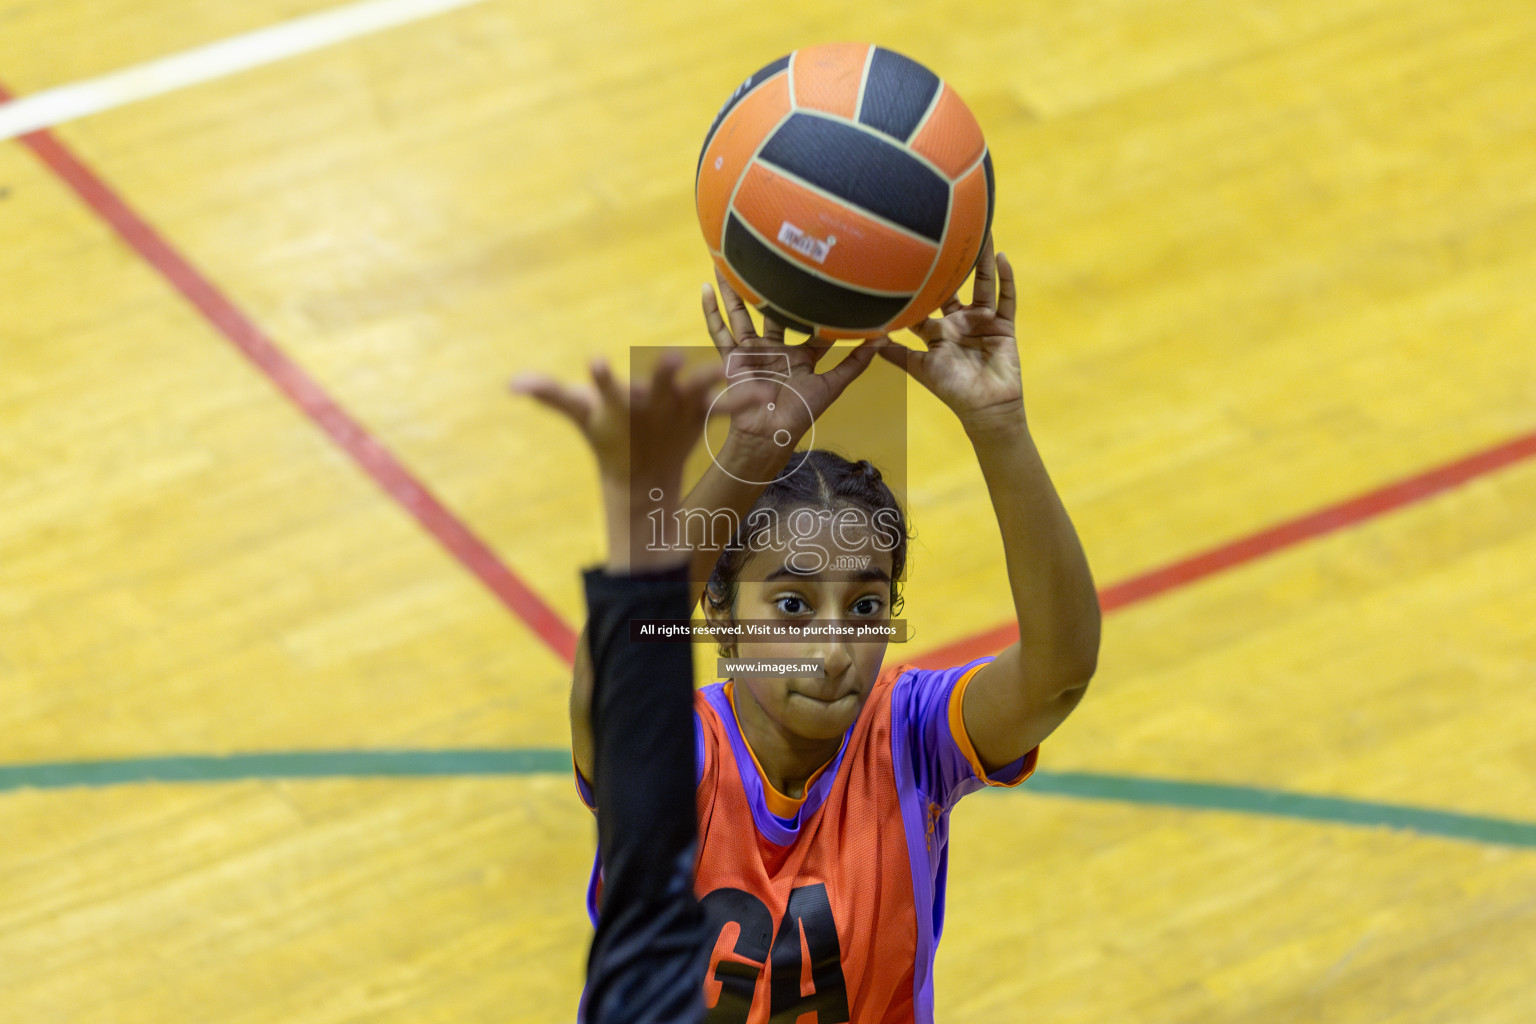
[706,449,910,653]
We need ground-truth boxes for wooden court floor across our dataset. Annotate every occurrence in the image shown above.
[2,0,1534,1020]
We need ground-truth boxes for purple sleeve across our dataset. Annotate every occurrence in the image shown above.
[574,763,598,811]
[894,655,1033,810]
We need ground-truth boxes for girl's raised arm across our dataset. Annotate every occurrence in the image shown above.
[879,237,1101,771]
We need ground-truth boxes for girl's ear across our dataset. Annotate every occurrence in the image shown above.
[702,580,732,618]
[701,588,723,622]
[702,586,737,658]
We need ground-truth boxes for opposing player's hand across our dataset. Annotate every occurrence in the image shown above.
[877,236,1025,433]
[702,271,886,452]
[511,351,752,496]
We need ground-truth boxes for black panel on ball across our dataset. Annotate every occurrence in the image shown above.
[757,113,950,242]
[858,48,941,143]
[724,215,910,330]
[758,303,815,337]
[696,54,791,179]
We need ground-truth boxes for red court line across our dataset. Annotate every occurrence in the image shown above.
[3,82,578,666]
[912,428,1536,669]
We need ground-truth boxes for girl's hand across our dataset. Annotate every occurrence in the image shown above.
[877,236,1025,433]
[701,272,885,454]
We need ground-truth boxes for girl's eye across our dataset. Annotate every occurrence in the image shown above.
[851,597,883,616]
[775,596,811,615]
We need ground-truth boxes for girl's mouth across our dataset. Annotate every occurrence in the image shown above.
[791,688,858,706]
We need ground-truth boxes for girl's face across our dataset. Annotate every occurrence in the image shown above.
[714,512,896,742]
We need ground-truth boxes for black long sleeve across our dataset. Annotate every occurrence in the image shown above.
[581,562,708,1024]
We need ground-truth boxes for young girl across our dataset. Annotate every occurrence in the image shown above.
[566,239,1100,1022]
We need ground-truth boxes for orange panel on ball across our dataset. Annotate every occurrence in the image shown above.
[789,42,871,118]
[697,73,793,253]
[731,163,938,295]
[908,84,986,179]
[888,158,989,332]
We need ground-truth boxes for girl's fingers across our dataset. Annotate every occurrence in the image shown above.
[802,337,835,369]
[762,314,785,345]
[816,335,885,399]
[714,268,758,342]
[875,337,926,380]
[701,284,735,352]
[970,234,997,310]
[941,292,964,316]
[909,315,943,345]
[996,251,1017,324]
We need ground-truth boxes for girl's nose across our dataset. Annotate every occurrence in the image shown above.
[817,640,853,680]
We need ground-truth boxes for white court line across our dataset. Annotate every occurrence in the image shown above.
[0,0,492,141]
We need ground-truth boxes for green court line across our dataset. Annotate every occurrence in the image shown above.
[2,750,1533,849]
[0,750,570,788]
[1019,772,1536,849]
